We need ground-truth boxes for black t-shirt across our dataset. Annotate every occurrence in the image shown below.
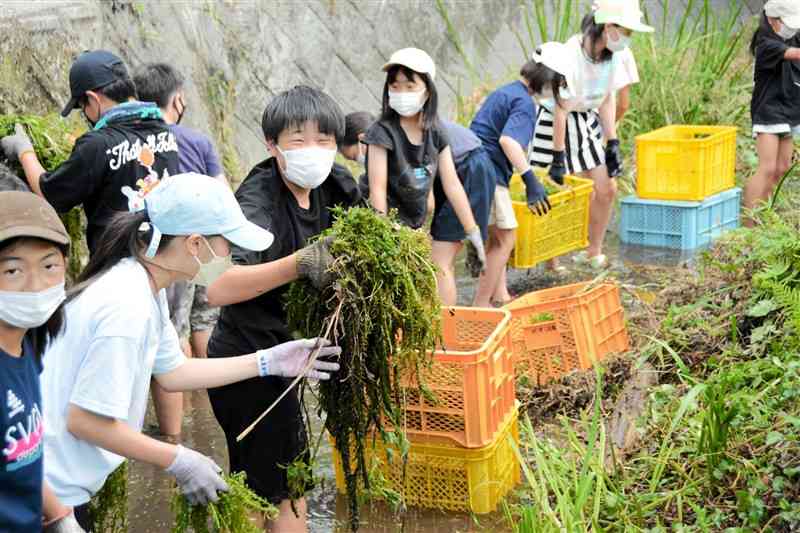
[363,118,449,228]
[209,157,362,358]
[751,32,800,126]
[39,115,179,252]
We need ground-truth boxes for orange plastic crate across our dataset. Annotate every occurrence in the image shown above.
[504,282,629,384]
[392,307,516,448]
[333,405,521,514]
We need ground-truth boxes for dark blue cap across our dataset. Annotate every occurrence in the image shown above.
[60,50,127,117]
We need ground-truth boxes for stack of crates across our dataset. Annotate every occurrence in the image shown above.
[332,307,521,514]
[620,125,741,250]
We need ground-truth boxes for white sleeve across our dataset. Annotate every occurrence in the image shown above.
[70,336,142,420]
[152,291,186,375]
[612,49,640,91]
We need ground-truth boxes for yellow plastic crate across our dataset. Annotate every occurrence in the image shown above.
[508,172,593,269]
[635,125,737,201]
[332,405,521,514]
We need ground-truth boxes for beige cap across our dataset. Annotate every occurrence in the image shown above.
[382,48,436,80]
[0,191,70,246]
[594,0,654,33]
[766,0,800,29]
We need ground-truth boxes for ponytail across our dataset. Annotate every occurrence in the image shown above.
[69,211,176,300]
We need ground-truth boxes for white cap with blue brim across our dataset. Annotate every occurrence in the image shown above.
[140,173,274,257]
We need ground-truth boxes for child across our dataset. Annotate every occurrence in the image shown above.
[530,0,653,269]
[40,173,339,530]
[363,48,486,269]
[339,111,375,165]
[469,56,551,307]
[744,0,800,218]
[0,192,85,532]
[431,119,495,305]
[205,86,361,532]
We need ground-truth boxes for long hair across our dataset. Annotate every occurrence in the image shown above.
[70,211,176,301]
[581,13,614,63]
[0,237,67,360]
[750,11,775,56]
[380,65,440,131]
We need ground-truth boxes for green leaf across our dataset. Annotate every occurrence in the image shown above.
[747,299,779,318]
[766,431,784,446]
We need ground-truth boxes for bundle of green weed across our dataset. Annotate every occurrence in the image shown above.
[285,206,441,531]
[0,114,87,279]
[506,210,800,530]
[88,462,128,533]
[172,472,278,533]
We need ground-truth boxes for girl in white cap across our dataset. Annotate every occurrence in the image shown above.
[530,0,653,269]
[363,47,488,279]
[38,173,340,530]
[744,0,800,219]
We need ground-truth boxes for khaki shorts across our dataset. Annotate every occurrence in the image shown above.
[488,185,518,230]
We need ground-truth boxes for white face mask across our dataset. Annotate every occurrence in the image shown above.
[0,283,66,329]
[356,143,366,166]
[277,146,336,189]
[191,238,233,287]
[606,27,632,52]
[778,21,798,40]
[388,90,426,117]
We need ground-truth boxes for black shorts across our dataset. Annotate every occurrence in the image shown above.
[207,337,310,504]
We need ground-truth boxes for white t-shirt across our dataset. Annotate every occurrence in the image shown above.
[555,35,634,112]
[41,258,185,506]
[616,47,640,88]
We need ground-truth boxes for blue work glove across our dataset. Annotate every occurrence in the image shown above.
[548,151,567,185]
[521,168,551,216]
[605,139,623,178]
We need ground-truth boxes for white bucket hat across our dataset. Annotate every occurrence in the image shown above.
[765,0,800,29]
[382,48,436,80]
[532,41,575,79]
[594,0,655,33]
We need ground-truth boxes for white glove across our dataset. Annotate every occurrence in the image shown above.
[43,511,86,533]
[166,445,229,505]
[466,227,487,272]
[257,338,341,380]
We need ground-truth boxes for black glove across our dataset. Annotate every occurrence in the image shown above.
[605,139,623,178]
[549,150,567,185]
[521,168,551,216]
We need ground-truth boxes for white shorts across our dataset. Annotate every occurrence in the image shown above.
[488,185,518,230]
[752,124,800,139]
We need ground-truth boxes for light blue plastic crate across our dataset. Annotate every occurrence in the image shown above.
[620,188,741,250]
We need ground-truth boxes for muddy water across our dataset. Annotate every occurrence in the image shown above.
[126,231,694,532]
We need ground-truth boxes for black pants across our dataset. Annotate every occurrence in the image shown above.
[74,503,93,532]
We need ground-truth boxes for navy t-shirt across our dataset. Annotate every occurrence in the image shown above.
[170,124,223,176]
[469,80,536,187]
[1,338,44,532]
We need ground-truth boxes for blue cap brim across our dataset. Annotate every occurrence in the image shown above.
[223,220,274,252]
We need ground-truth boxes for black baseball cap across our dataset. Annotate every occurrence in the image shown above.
[60,50,128,117]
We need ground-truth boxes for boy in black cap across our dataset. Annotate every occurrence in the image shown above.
[0,50,179,254]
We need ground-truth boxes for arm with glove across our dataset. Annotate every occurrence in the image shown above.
[0,124,47,196]
[598,94,623,178]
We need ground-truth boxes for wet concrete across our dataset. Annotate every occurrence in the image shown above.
[126,227,704,532]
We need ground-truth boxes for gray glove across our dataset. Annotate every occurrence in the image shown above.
[166,445,229,506]
[296,236,335,289]
[465,227,486,272]
[43,511,86,533]
[0,124,34,162]
[257,338,342,380]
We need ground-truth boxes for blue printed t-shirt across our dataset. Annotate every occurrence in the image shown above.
[1,337,44,532]
[469,80,536,187]
[170,124,223,177]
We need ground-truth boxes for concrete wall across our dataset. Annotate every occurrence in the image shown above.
[0,0,761,180]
